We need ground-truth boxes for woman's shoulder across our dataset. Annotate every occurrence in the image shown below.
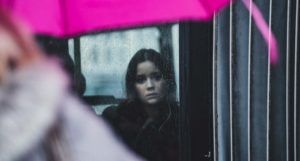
[102,101,133,118]
[102,104,120,120]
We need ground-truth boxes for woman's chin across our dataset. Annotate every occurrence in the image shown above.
[144,98,163,105]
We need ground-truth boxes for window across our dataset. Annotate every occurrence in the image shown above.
[68,25,179,114]
[37,22,214,161]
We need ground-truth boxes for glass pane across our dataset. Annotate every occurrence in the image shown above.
[69,24,180,161]
[69,25,179,113]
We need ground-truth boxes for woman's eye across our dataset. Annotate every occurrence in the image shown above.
[152,73,162,81]
[136,76,146,84]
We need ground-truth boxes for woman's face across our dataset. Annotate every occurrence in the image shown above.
[134,61,166,105]
[0,29,22,84]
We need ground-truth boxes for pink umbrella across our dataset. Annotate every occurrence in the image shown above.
[0,0,229,37]
[0,0,278,64]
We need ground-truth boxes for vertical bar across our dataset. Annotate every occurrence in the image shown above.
[73,37,82,93]
[74,37,82,76]
[250,0,269,160]
[233,2,250,160]
[294,0,299,160]
[229,1,234,161]
[178,23,191,161]
[286,0,291,160]
[216,6,231,161]
[213,14,217,161]
[247,1,253,161]
[269,0,288,159]
[266,0,273,160]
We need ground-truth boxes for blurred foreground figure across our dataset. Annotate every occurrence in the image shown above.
[0,8,143,161]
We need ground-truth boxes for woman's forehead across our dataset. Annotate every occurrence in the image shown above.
[136,61,160,75]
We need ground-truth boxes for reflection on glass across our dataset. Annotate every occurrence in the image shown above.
[102,49,179,161]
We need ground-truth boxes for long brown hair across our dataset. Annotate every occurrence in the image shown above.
[125,49,176,103]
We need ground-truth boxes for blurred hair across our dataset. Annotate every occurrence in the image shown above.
[0,6,41,64]
[125,48,176,103]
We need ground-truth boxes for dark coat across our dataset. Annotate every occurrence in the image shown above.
[102,101,179,161]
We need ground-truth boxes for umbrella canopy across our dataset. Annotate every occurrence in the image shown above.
[0,0,230,37]
[0,0,278,64]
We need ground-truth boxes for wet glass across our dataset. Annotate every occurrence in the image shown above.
[68,25,180,161]
[68,25,179,113]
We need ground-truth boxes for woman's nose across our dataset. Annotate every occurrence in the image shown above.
[146,78,154,89]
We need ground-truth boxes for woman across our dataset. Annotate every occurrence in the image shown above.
[102,49,179,161]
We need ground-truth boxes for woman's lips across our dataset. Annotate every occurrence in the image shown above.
[146,93,158,98]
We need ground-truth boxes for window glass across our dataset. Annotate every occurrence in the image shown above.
[69,25,179,114]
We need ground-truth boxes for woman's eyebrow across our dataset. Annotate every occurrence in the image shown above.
[136,71,160,76]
